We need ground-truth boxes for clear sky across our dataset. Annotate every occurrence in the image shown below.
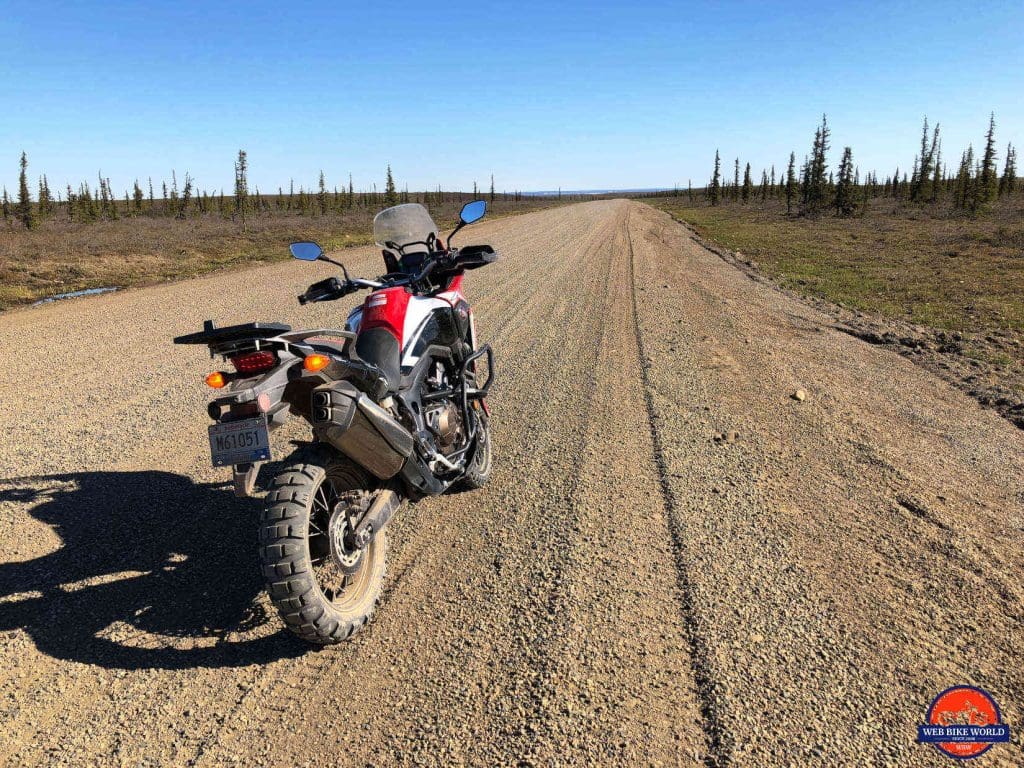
[1,0,1022,196]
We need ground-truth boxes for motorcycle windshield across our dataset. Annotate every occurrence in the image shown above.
[373,204,438,250]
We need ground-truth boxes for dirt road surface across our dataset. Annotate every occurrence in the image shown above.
[1,201,1021,766]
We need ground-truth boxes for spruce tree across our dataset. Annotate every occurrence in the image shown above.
[234,150,249,226]
[133,179,144,212]
[15,152,34,229]
[954,147,973,210]
[317,170,327,216]
[37,174,52,218]
[106,177,118,220]
[930,137,943,203]
[733,158,740,201]
[179,173,193,219]
[709,150,721,206]
[348,174,355,208]
[490,174,495,203]
[803,115,830,214]
[911,118,931,202]
[999,143,1016,196]
[65,184,74,221]
[1,187,9,223]
[834,146,856,216]
[784,152,797,214]
[741,163,753,202]
[978,113,998,206]
[384,165,398,207]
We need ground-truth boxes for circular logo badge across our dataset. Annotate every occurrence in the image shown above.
[918,686,1011,760]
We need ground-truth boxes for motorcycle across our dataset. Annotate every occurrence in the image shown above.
[174,200,497,644]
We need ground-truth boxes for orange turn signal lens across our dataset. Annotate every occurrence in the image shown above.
[205,371,226,389]
[303,354,330,372]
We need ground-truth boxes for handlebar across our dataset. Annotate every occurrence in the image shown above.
[298,247,492,306]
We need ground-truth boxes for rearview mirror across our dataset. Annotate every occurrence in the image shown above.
[289,241,323,261]
[459,200,486,225]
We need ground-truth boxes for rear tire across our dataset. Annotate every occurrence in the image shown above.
[259,453,387,645]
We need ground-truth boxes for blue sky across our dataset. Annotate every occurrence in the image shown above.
[1,0,1021,195]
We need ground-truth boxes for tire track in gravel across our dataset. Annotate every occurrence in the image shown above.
[502,206,709,766]
[625,209,730,767]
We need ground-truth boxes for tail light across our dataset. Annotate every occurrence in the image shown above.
[231,350,278,375]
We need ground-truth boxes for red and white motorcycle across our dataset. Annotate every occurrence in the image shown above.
[175,201,496,644]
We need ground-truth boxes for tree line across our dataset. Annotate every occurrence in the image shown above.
[696,113,1017,217]
[2,151,520,230]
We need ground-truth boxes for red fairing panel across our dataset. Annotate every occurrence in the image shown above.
[444,273,464,298]
[360,287,411,346]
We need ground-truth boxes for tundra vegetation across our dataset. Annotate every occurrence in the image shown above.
[649,113,1022,337]
[0,151,570,310]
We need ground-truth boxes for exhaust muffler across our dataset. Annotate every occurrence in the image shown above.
[310,381,414,479]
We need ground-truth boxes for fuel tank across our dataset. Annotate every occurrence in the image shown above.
[352,287,463,385]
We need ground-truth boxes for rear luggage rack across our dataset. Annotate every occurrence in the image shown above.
[173,320,293,346]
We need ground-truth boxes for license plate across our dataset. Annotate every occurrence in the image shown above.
[208,417,271,467]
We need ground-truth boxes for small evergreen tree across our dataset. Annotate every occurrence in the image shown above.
[834,146,856,216]
[490,174,495,203]
[178,173,193,218]
[978,113,998,206]
[784,152,797,214]
[317,170,328,216]
[911,118,932,202]
[233,150,249,226]
[733,158,740,201]
[384,165,399,207]
[133,179,144,212]
[741,163,753,202]
[1,186,9,223]
[930,137,943,203]
[709,150,721,206]
[999,143,1016,196]
[37,174,53,217]
[954,146,973,210]
[15,152,34,229]
[802,115,831,214]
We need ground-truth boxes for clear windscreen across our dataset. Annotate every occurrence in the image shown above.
[373,204,438,250]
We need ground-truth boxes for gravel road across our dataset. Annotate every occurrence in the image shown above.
[0,201,1021,766]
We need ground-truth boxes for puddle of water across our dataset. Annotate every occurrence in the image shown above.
[33,286,119,306]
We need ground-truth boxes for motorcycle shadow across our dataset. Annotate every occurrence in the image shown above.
[0,468,310,670]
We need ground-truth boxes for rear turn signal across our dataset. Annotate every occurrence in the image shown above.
[304,354,330,372]
[205,371,227,389]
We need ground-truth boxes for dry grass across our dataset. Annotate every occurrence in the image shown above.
[651,195,1024,334]
[0,197,563,310]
